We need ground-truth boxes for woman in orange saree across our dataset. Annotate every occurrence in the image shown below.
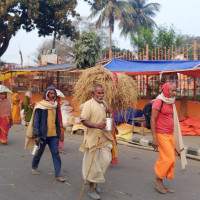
[12,93,21,124]
[0,86,13,144]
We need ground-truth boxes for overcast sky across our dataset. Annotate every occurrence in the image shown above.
[1,0,200,66]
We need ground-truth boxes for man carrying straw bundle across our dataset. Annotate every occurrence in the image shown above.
[79,84,115,200]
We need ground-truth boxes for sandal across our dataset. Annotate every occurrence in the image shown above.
[153,179,166,194]
[165,187,174,193]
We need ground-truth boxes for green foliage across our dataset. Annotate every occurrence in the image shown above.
[0,0,38,57]
[121,0,160,36]
[34,0,79,48]
[0,0,78,57]
[130,25,185,57]
[102,46,131,58]
[73,31,100,69]
[131,28,155,52]
[155,25,184,50]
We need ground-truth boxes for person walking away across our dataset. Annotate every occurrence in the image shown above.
[25,86,66,182]
[0,85,13,144]
[56,91,66,154]
[24,91,34,126]
[12,93,21,124]
[151,82,187,194]
[79,84,115,200]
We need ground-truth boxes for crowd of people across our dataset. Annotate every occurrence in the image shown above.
[0,82,186,199]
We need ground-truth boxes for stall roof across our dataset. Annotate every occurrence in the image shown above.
[104,59,200,76]
[9,62,75,72]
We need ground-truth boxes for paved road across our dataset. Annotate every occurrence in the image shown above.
[0,125,200,200]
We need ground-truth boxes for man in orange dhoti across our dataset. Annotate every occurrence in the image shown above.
[151,82,178,194]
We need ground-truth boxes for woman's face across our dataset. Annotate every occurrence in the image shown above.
[169,85,177,98]
[0,92,7,99]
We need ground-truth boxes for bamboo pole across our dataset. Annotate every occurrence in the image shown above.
[194,40,197,60]
[186,44,189,60]
[164,47,167,60]
[171,45,174,60]
[194,77,197,101]
[175,46,177,59]
[146,44,149,60]
[78,130,103,200]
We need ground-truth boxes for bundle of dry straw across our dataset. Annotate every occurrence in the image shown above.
[73,66,138,111]
[113,73,138,112]
[73,66,117,107]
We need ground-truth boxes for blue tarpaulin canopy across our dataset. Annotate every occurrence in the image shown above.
[104,59,200,77]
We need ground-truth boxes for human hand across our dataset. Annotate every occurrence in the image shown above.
[34,137,40,144]
[97,122,106,130]
[152,138,158,151]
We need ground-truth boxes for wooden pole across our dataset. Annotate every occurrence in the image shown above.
[194,77,197,101]
[194,40,197,60]
[146,75,149,99]
[146,44,149,60]
[171,45,174,60]
[164,46,167,60]
[186,44,189,60]
[157,48,160,60]
[78,130,103,200]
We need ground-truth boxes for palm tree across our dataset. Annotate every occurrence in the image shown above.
[121,0,160,37]
[89,0,135,59]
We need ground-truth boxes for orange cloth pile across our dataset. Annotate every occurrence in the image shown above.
[180,116,200,136]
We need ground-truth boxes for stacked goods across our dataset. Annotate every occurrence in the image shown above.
[73,65,138,111]
[73,66,117,107]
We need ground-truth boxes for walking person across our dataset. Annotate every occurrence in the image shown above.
[151,82,187,194]
[0,85,13,144]
[24,91,34,126]
[12,93,21,124]
[25,86,66,182]
[79,84,115,200]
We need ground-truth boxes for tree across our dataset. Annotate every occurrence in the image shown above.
[155,25,184,50]
[33,37,74,64]
[0,0,78,57]
[73,31,100,69]
[121,0,160,36]
[0,0,38,57]
[89,0,134,58]
[34,0,79,49]
[73,17,110,56]
[131,28,155,52]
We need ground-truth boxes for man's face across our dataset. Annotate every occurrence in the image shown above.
[169,85,176,98]
[47,90,56,101]
[0,92,7,99]
[93,87,104,103]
